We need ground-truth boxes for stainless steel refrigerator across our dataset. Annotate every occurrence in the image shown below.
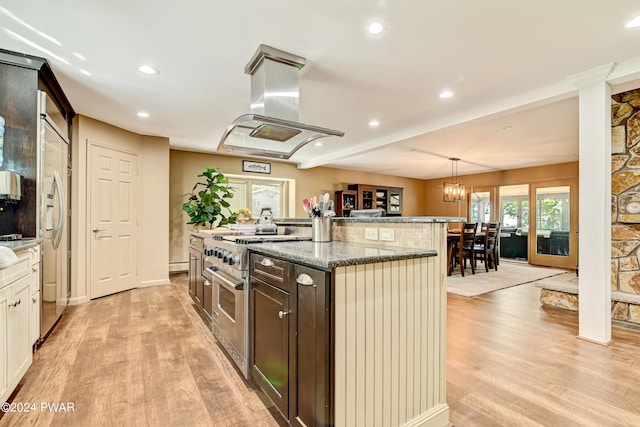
[37,90,70,339]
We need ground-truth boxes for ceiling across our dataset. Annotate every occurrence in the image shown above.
[2,1,640,180]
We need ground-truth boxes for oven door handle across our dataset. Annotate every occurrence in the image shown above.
[210,268,244,291]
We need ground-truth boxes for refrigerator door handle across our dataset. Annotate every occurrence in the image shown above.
[52,170,65,250]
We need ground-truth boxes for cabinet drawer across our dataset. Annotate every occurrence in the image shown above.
[250,253,290,291]
[189,235,204,251]
[29,245,41,267]
[0,253,30,290]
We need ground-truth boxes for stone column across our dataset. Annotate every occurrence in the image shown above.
[578,79,612,344]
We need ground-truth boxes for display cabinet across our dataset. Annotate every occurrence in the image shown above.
[346,184,403,216]
[334,190,357,217]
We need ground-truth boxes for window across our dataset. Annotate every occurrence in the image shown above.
[227,177,289,218]
[498,184,529,228]
[470,191,491,224]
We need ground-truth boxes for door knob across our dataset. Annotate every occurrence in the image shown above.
[278,310,290,319]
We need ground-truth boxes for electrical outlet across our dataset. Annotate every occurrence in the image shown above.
[379,228,395,242]
[364,227,379,240]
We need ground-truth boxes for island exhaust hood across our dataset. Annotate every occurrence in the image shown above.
[217,44,344,159]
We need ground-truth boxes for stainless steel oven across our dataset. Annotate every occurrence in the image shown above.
[203,231,312,380]
[205,266,247,375]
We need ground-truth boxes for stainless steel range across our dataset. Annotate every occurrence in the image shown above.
[202,233,310,379]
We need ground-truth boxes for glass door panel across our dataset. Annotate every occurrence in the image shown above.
[470,191,491,224]
[498,184,529,260]
[530,180,577,268]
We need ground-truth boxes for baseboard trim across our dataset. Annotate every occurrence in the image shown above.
[401,403,449,427]
[170,262,188,273]
[140,278,171,288]
[68,295,90,305]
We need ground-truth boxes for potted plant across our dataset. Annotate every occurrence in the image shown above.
[182,167,237,229]
[236,208,252,222]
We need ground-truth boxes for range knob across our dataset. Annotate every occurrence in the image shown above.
[227,255,239,266]
[217,248,225,259]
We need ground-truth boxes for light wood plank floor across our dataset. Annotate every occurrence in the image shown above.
[3,272,640,426]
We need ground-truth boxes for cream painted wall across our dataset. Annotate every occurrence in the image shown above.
[169,150,427,267]
[422,162,579,218]
[70,115,170,303]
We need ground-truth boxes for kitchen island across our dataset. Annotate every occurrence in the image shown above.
[247,216,462,427]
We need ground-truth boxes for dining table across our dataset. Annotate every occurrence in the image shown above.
[446,230,486,276]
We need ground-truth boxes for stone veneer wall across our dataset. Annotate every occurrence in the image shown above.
[541,88,640,324]
[611,88,640,323]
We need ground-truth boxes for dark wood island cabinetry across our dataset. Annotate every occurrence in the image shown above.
[250,252,330,426]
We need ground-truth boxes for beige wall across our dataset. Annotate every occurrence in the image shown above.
[423,162,579,218]
[71,115,170,303]
[169,150,427,267]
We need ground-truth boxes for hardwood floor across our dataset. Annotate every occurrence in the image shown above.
[0,273,283,427]
[447,281,640,426]
[3,272,640,426]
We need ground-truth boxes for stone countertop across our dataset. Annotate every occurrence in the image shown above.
[274,216,466,224]
[0,239,41,251]
[248,240,437,270]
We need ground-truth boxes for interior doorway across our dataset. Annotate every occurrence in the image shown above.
[89,143,140,299]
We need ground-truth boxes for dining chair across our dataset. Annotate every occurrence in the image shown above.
[493,222,501,267]
[474,222,499,272]
[454,222,477,276]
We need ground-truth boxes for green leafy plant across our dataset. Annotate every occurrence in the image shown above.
[182,167,237,229]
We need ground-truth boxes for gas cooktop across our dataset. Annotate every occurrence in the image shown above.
[212,234,311,244]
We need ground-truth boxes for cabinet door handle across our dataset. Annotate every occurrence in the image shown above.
[9,299,21,308]
[278,310,289,319]
[296,273,315,287]
[260,258,274,267]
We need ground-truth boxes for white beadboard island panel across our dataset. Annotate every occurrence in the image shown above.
[333,222,449,427]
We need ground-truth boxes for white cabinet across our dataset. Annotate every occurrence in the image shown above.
[0,245,37,404]
[7,274,31,387]
[28,246,40,346]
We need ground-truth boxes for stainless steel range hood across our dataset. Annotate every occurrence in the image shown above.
[218,44,344,159]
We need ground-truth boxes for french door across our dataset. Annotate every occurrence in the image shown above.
[529,179,578,269]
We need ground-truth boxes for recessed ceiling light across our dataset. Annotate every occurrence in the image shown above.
[626,16,640,28]
[369,120,380,127]
[314,141,323,147]
[502,125,513,131]
[137,111,150,118]
[138,65,159,75]
[80,69,91,76]
[368,22,385,34]
[439,90,454,99]
[74,52,87,61]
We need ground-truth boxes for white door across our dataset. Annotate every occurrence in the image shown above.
[90,144,139,299]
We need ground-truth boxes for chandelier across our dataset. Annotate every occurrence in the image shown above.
[443,157,466,203]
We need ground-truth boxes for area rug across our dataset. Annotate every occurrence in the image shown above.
[447,260,569,297]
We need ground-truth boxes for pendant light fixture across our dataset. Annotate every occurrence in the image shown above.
[443,157,466,203]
